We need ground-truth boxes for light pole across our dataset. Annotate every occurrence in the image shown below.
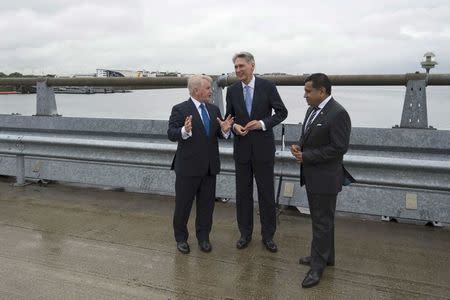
[421,52,438,74]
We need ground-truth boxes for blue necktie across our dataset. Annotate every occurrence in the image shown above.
[244,85,253,115]
[200,104,210,136]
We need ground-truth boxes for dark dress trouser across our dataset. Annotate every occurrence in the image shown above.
[307,192,337,271]
[235,159,276,240]
[173,173,216,242]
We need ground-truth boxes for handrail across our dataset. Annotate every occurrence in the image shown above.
[1,73,450,88]
[1,132,449,191]
[219,73,450,87]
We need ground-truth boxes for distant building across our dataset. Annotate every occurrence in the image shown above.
[96,69,124,77]
[149,71,181,77]
[262,72,288,76]
[72,73,96,78]
[96,69,151,78]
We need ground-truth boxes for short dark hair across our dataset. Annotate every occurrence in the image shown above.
[304,73,332,95]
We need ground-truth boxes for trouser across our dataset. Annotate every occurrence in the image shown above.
[173,174,216,242]
[235,159,276,240]
[307,192,337,271]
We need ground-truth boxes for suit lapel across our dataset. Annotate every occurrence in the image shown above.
[300,106,313,146]
[234,84,249,118]
[250,77,261,119]
[301,106,313,137]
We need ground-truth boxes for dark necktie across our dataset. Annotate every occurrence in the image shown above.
[200,104,210,136]
[305,107,320,133]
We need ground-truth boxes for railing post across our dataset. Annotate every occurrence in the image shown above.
[399,74,432,129]
[212,75,227,116]
[14,154,25,186]
[36,79,59,116]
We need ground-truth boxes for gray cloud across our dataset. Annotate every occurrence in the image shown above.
[1,0,449,75]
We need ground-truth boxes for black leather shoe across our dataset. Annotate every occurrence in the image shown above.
[302,269,322,288]
[198,240,212,253]
[176,241,190,254]
[262,239,278,253]
[236,236,252,249]
[299,256,334,266]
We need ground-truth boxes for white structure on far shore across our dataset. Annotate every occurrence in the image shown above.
[95,69,182,78]
[96,69,151,78]
[72,73,96,78]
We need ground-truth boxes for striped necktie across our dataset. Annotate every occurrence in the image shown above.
[305,107,320,133]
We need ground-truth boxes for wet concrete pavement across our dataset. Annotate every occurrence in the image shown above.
[0,177,449,299]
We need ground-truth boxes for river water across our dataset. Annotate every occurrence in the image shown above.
[1,86,449,129]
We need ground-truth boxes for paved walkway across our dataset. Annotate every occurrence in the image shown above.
[0,177,449,299]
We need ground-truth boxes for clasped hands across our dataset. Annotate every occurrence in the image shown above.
[233,120,262,136]
[290,144,303,163]
[183,115,235,134]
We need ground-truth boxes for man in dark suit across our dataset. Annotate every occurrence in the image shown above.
[291,73,355,288]
[225,52,288,252]
[168,75,234,254]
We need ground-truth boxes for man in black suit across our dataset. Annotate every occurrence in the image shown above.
[291,73,354,288]
[168,75,234,254]
[225,52,288,252]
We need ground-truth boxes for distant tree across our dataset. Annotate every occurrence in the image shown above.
[0,72,7,77]
[8,72,23,77]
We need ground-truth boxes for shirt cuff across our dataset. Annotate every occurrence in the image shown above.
[181,126,192,140]
[260,120,266,131]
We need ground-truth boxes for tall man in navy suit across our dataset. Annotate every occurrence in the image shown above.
[168,75,234,254]
[291,73,354,288]
[225,52,288,252]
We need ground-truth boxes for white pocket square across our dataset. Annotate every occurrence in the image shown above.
[316,124,322,126]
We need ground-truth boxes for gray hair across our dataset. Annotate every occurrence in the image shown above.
[232,51,255,64]
[187,75,212,95]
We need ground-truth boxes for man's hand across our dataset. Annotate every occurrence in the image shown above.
[234,124,248,136]
[217,115,234,133]
[290,144,303,163]
[184,115,192,133]
[244,120,262,131]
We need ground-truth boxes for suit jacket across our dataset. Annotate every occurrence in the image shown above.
[299,98,355,194]
[167,98,223,177]
[225,77,288,163]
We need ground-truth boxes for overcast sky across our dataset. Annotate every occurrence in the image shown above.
[1,0,449,75]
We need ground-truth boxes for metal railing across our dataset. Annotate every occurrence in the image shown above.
[0,114,449,223]
[1,73,450,87]
[1,73,449,224]
[1,130,449,191]
[2,72,449,128]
